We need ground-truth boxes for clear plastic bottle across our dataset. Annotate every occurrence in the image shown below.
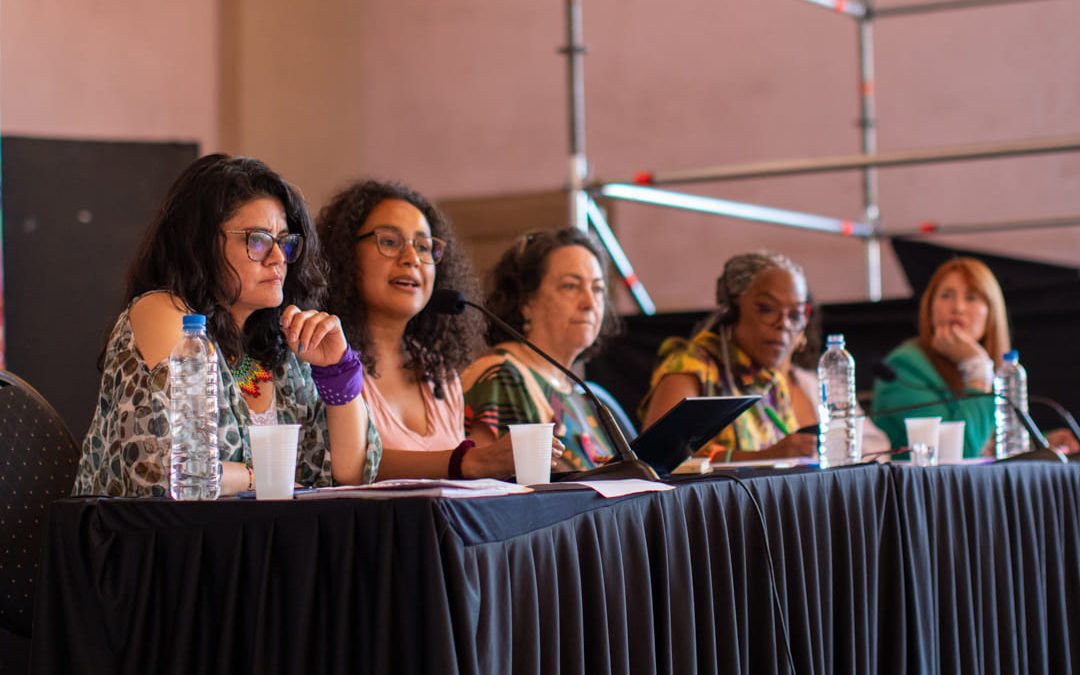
[993,349,1030,459]
[817,334,858,467]
[169,314,221,500]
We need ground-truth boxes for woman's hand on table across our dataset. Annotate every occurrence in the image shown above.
[461,433,564,480]
[723,433,818,462]
[1046,428,1080,454]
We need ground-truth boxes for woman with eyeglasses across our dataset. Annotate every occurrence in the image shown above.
[460,228,621,472]
[73,154,379,497]
[639,251,818,461]
[318,179,557,480]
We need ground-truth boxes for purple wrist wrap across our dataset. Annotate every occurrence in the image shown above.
[310,346,364,405]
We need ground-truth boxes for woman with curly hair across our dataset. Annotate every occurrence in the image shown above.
[74,154,379,496]
[319,179,553,479]
[461,228,621,472]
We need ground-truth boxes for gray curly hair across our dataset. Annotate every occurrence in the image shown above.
[715,251,806,321]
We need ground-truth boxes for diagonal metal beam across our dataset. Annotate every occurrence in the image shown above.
[598,135,1080,188]
[888,214,1080,237]
[599,184,875,237]
[874,0,1054,19]
[585,197,656,315]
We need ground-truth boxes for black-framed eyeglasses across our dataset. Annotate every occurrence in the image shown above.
[224,229,304,264]
[354,226,446,265]
[753,301,811,331]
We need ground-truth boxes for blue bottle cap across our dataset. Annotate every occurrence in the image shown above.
[826,334,845,345]
[182,314,207,329]
[1002,349,1018,363]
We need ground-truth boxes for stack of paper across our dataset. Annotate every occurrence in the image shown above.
[294,478,532,500]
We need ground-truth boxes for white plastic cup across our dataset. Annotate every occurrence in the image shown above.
[938,421,966,464]
[904,417,941,461]
[249,424,300,500]
[508,423,554,485]
[910,442,938,467]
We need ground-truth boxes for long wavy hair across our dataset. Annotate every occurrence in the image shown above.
[484,227,621,363]
[917,256,1010,393]
[123,153,325,368]
[317,179,481,399]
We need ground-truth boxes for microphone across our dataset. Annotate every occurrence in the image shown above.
[872,361,1065,462]
[430,289,660,481]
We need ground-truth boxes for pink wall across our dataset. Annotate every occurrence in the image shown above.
[0,0,219,148]
[353,0,1080,309]
[2,0,1077,310]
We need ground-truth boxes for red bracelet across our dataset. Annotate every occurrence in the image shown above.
[447,440,476,480]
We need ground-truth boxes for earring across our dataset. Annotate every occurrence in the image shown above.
[795,333,808,353]
[522,317,532,335]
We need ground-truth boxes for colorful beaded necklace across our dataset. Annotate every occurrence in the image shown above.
[231,354,272,397]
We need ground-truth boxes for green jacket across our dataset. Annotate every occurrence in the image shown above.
[871,340,993,458]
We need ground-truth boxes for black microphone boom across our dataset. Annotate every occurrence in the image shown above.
[432,289,660,481]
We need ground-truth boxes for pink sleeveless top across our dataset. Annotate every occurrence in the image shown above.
[362,373,465,451]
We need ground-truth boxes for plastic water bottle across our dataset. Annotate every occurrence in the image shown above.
[993,349,1030,459]
[169,314,221,500]
[817,334,858,467]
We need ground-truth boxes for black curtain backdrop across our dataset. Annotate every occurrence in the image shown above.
[587,243,1080,436]
[1,137,198,440]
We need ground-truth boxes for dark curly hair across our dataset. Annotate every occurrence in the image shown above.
[484,227,621,363]
[317,178,482,399]
[124,153,325,369]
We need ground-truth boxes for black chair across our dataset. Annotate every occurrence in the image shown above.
[0,370,79,650]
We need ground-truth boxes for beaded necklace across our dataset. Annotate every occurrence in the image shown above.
[231,354,272,397]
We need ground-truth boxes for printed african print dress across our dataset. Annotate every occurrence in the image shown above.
[638,329,796,455]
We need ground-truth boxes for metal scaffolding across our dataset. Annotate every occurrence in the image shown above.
[561,0,1079,311]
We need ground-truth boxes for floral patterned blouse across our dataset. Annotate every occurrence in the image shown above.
[461,346,614,471]
[73,297,381,496]
[638,329,796,455]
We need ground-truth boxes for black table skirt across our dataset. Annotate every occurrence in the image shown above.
[31,463,1080,674]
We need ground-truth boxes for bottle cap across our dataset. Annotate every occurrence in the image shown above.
[1002,349,1018,364]
[826,334,845,346]
[182,314,207,329]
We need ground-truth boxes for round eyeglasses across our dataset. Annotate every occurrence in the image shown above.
[752,301,811,331]
[354,226,446,265]
[225,230,304,264]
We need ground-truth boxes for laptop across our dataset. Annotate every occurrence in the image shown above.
[630,396,760,474]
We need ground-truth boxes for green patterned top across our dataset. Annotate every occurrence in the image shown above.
[73,296,382,496]
[461,347,614,471]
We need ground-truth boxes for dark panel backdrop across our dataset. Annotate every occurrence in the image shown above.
[587,242,1080,438]
[1,137,198,440]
